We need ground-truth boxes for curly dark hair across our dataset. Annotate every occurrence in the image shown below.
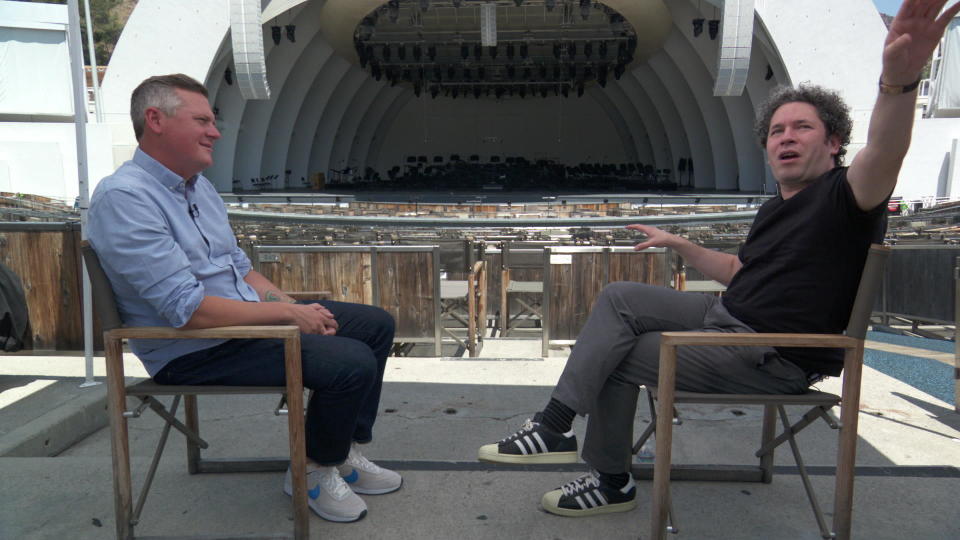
[754,85,852,167]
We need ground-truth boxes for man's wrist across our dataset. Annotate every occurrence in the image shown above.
[264,290,296,303]
[878,76,922,95]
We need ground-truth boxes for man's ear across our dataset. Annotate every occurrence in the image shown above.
[143,107,165,136]
[827,133,841,158]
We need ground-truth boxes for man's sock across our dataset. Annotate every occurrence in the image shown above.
[540,398,576,434]
[597,470,630,491]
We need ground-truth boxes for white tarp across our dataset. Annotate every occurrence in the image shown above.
[932,17,960,116]
[0,2,73,116]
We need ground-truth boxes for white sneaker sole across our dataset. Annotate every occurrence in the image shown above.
[348,478,403,495]
[478,443,578,464]
[541,489,638,517]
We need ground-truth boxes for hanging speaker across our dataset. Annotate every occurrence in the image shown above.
[230,0,271,100]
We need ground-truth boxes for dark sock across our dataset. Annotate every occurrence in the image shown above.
[540,398,576,434]
[597,471,630,490]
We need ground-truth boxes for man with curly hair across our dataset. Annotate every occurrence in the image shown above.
[478,0,960,519]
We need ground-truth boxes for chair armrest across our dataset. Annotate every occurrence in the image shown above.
[660,331,858,349]
[108,325,300,340]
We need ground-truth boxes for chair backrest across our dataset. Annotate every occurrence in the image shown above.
[80,241,124,332]
[844,243,891,340]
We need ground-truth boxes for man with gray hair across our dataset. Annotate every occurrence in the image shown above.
[479,0,960,519]
[88,74,401,523]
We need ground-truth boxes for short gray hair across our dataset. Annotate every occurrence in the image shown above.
[130,74,208,141]
[755,84,852,168]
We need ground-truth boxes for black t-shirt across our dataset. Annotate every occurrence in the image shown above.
[721,167,887,376]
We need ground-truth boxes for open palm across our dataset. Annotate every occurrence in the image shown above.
[884,0,960,85]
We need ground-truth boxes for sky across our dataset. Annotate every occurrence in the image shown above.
[872,0,903,15]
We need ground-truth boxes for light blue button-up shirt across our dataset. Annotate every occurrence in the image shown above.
[88,148,259,376]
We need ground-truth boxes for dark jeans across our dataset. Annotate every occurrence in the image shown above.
[154,300,395,466]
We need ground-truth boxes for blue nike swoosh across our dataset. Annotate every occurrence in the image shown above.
[308,484,321,500]
[343,468,360,484]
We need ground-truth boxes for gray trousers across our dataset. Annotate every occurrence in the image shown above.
[551,282,809,474]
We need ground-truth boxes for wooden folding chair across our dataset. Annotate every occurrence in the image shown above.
[440,260,488,356]
[81,242,309,540]
[640,244,890,540]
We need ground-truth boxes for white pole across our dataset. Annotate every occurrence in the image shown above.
[82,0,104,122]
[67,0,98,387]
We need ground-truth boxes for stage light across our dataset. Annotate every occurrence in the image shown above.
[580,0,591,21]
[709,19,720,40]
[398,44,406,60]
[765,65,774,81]
[413,44,422,61]
[692,18,705,37]
[545,0,556,11]
[388,0,399,22]
[271,26,282,45]
[285,25,296,43]
[224,68,233,85]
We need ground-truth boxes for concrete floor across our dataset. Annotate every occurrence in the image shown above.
[1,337,958,539]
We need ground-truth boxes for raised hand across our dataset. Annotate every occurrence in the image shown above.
[625,224,680,251]
[883,0,960,86]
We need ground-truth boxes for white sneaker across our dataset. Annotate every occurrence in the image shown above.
[283,465,367,522]
[337,442,403,495]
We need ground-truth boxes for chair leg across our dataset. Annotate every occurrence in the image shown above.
[500,269,509,336]
[833,345,865,540]
[185,395,201,475]
[632,389,658,454]
[105,335,134,540]
[133,396,181,523]
[777,406,832,539]
[651,344,678,540]
[283,335,309,540]
[759,404,777,484]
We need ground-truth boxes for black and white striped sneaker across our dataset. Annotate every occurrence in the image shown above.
[541,470,637,517]
[477,413,578,464]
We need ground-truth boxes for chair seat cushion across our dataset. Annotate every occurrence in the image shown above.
[648,387,840,406]
[127,379,287,396]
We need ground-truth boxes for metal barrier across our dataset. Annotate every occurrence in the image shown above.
[878,245,960,327]
[253,244,443,355]
[541,246,676,356]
